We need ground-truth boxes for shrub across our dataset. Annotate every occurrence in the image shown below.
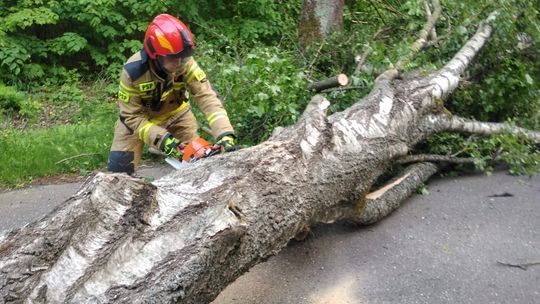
[0,83,40,118]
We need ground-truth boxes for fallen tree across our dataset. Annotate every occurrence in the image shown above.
[1,9,539,304]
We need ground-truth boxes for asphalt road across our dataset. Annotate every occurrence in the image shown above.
[1,168,538,304]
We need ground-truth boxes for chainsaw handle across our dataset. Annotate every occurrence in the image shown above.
[208,145,223,157]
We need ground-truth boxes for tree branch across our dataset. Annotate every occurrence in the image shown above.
[437,116,540,143]
[376,0,442,82]
[394,0,442,70]
[397,154,475,164]
[424,0,438,42]
[353,46,372,76]
[367,0,387,25]
[351,162,439,225]
[320,85,366,93]
[430,11,498,99]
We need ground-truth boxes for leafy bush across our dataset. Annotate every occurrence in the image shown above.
[0,1,300,85]
[0,83,40,118]
[0,84,24,113]
[193,45,309,143]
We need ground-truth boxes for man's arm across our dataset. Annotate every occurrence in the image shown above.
[182,57,235,140]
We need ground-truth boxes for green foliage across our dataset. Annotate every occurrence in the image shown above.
[0,36,31,76]
[423,1,539,175]
[442,1,540,128]
[0,0,539,186]
[0,84,24,113]
[496,135,540,176]
[0,0,300,85]
[0,83,40,118]
[48,32,88,55]
[0,122,113,187]
[422,130,540,177]
[31,76,117,124]
[2,7,59,31]
[195,45,309,143]
[339,0,539,175]
[464,133,540,176]
[417,183,430,195]
[170,0,300,47]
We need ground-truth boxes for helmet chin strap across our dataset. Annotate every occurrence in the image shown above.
[156,57,167,72]
[154,57,170,78]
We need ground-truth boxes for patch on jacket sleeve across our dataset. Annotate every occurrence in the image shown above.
[118,90,129,103]
[186,61,207,83]
[193,68,206,81]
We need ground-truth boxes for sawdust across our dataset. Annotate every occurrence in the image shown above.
[309,276,361,304]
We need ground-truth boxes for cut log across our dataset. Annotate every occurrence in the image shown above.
[1,12,538,304]
[307,74,349,92]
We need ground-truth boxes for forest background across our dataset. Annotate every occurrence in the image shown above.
[0,0,538,187]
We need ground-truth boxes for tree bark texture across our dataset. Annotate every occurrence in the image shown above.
[299,0,345,46]
[1,13,539,304]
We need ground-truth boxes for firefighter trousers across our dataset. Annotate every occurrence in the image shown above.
[107,109,198,174]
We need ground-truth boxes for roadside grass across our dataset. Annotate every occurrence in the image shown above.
[0,78,121,188]
[0,122,114,188]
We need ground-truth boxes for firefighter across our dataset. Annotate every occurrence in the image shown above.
[107,14,236,174]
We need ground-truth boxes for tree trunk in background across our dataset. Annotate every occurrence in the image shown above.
[299,0,345,47]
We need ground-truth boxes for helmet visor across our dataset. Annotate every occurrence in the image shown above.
[168,46,193,59]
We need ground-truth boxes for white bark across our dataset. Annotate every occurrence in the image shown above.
[425,115,540,143]
[430,12,498,99]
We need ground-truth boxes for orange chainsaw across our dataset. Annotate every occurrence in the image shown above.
[165,137,221,170]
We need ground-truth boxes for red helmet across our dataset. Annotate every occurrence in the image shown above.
[144,14,195,59]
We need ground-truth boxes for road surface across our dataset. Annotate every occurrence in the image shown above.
[1,167,538,304]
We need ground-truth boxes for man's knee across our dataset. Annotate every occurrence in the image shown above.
[107,151,135,174]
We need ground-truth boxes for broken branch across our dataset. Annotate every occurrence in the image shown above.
[394,0,442,71]
[352,162,439,225]
[437,116,540,143]
[55,153,101,165]
[497,261,540,270]
[424,0,439,41]
[397,154,475,165]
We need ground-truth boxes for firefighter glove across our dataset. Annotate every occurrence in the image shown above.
[216,134,237,152]
[161,134,182,159]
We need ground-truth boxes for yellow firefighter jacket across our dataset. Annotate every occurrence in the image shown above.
[117,49,234,151]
